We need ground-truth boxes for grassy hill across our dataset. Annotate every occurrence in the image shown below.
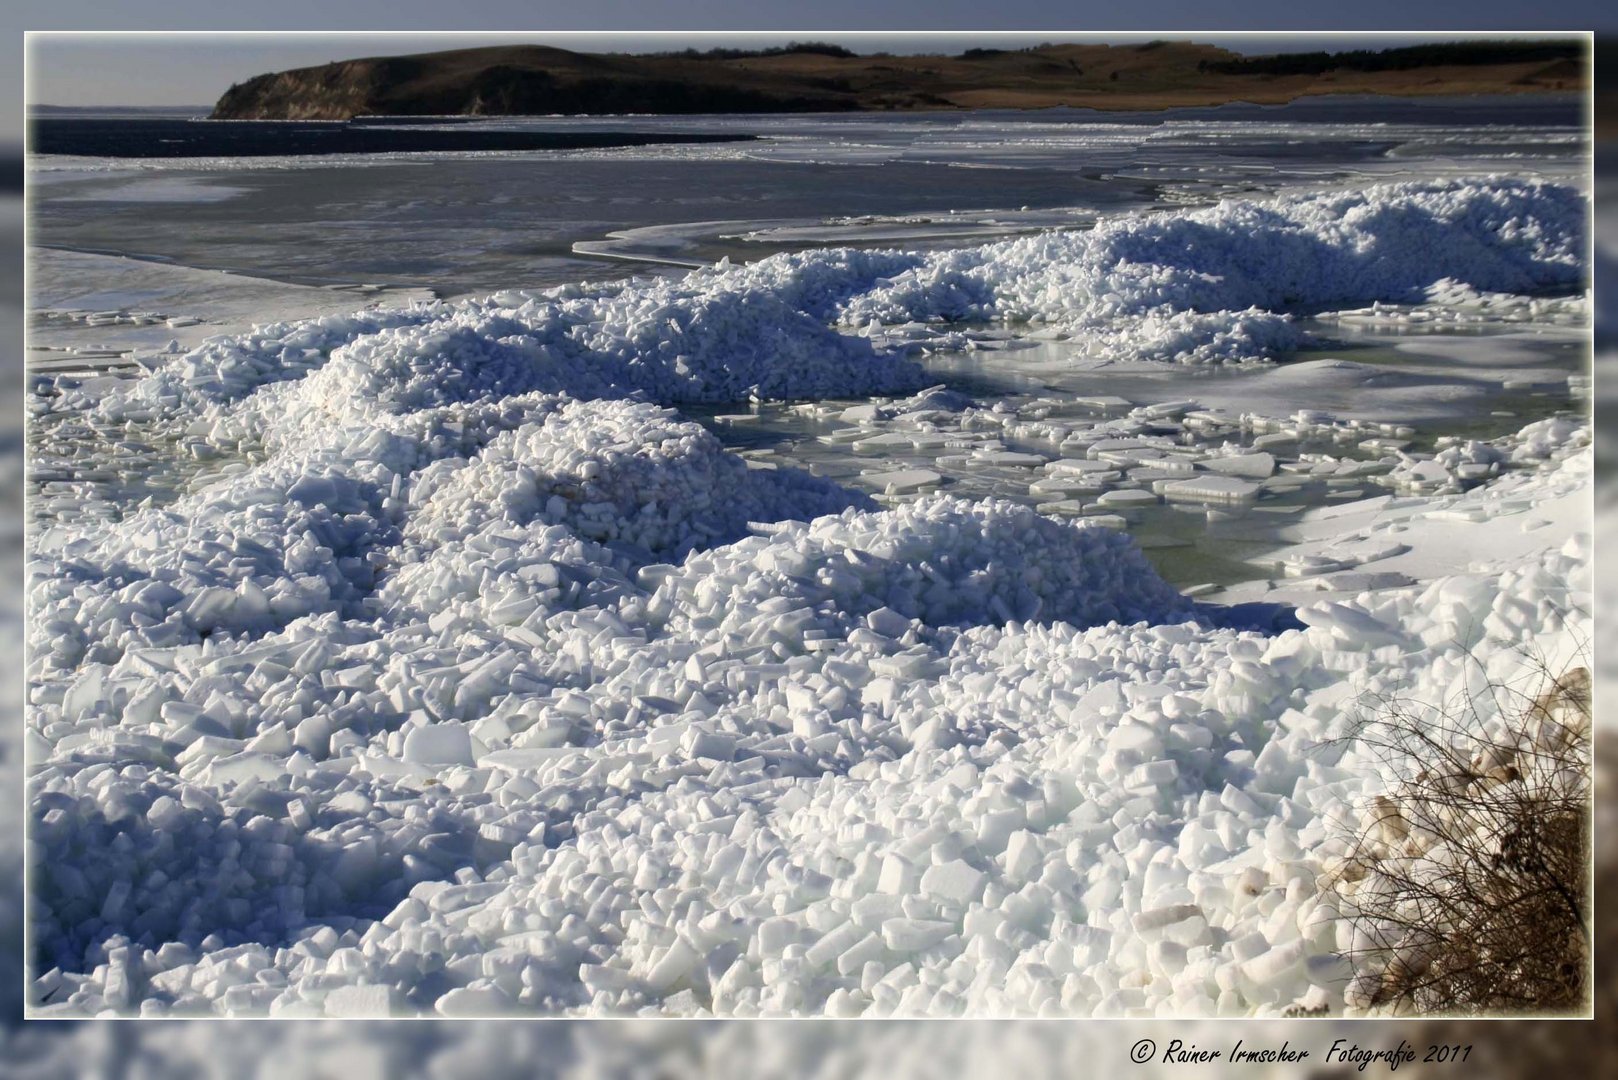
[210,40,1588,120]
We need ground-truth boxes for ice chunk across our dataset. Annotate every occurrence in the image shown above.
[881,918,954,952]
[866,468,942,495]
[1160,476,1261,505]
[920,859,985,906]
[402,723,475,767]
[1202,453,1275,480]
[323,984,395,1018]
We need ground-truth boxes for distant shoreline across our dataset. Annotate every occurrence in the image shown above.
[204,40,1587,121]
[27,89,1588,123]
[25,118,754,160]
[23,92,1588,165]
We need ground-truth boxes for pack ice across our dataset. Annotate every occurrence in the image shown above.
[26,177,1591,1017]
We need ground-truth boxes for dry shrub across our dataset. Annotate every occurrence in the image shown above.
[1321,648,1592,1016]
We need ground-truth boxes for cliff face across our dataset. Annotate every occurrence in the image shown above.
[213,58,421,120]
[209,41,1588,121]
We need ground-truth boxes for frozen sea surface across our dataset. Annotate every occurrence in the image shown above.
[29,96,1585,296]
[23,104,1593,1018]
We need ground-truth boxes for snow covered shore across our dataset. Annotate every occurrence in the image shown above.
[25,178,1590,1017]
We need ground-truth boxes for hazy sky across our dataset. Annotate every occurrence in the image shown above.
[8,1,1614,139]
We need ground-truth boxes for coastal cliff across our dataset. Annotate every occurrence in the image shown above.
[210,40,1587,120]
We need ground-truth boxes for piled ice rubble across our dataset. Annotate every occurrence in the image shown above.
[29,444,403,670]
[24,174,1593,1018]
[46,177,1585,437]
[26,482,1199,1015]
[29,289,1221,1017]
[1507,415,1590,464]
[27,464,1589,1016]
[28,424,1591,1019]
[838,178,1584,363]
[403,398,865,561]
[1391,414,1591,494]
[74,268,928,427]
[28,396,877,677]
[658,496,1189,635]
[1325,278,1590,329]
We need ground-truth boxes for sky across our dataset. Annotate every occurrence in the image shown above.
[7,1,1616,139]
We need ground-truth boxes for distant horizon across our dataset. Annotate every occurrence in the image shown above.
[24,30,1589,110]
[28,103,214,111]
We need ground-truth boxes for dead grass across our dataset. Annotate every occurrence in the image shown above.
[1321,646,1592,1017]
